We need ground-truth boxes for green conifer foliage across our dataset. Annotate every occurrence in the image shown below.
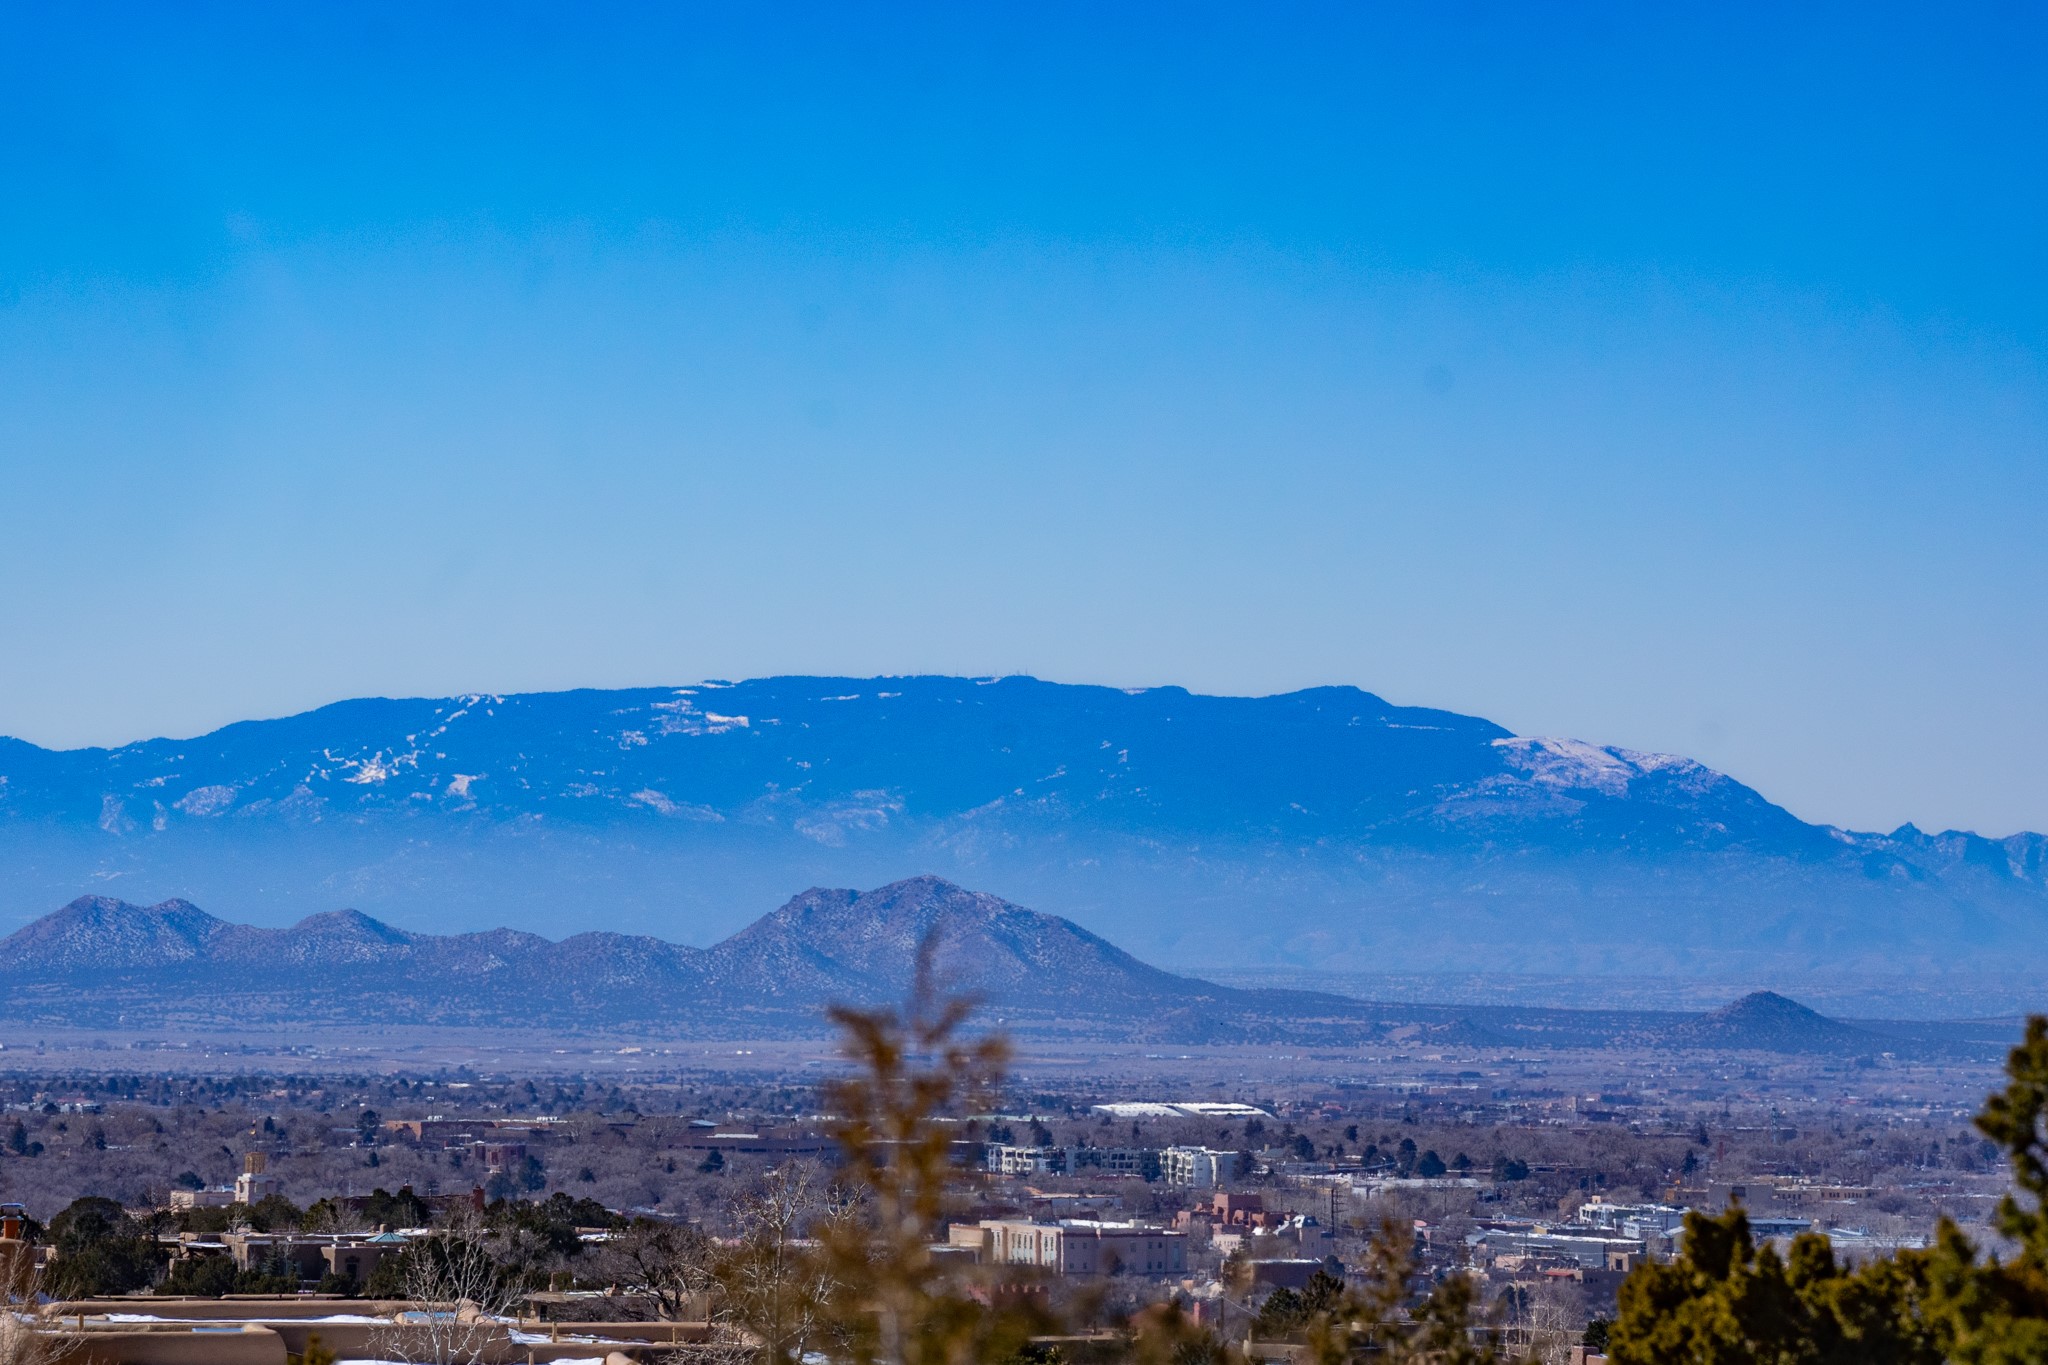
[1609,1015,2048,1364]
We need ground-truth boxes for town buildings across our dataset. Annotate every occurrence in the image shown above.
[168,1153,279,1210]
[952,1219,1190,1276]
[980,1144,1162,1180]
[1158,1146,1237,1188]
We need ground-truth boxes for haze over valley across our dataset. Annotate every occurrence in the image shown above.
[3,676,2040,988]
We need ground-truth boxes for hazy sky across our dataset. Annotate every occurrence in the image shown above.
[1,2,2043,837]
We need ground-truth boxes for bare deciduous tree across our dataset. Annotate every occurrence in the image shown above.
[1514,1277,1585,1365]
[720,1163,851,1365]
[370,1215,520,1365]
[0,1253,74,1365]
[598,1218,720,1323]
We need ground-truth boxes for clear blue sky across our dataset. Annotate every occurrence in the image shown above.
[1,2,2043,837]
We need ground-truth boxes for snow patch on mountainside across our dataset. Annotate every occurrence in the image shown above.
[1492,737,1722,796]
[173,784,236,816]
[793,791,904,845]
[1,677,2041,971]
[650,694,754,737]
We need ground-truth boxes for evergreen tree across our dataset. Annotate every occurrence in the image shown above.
[45,1197,166,1297]
[1608,1015,2048,1364]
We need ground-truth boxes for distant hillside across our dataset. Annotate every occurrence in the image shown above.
[1,676,2043,974]
[1663,991,1877,1053]
[0,877,1306,1037]
[700,878,1208,1005]
[0,879,1985,1056]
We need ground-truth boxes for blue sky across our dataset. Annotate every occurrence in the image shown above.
[1,2,2043,836]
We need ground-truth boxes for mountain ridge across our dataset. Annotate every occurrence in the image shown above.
[0,877,1316,1036]
[1,676,2042,974]
[0,879,1987,1056]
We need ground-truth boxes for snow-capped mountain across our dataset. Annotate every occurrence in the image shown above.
[0,676,2041,975]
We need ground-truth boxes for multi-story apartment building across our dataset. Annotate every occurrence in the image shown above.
[984,1144,1063,1176]
[1159,1146,1237,1188]
[1063,1147,1160,1180]
[982,1145,1163,1180]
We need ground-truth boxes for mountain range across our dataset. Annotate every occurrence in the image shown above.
[0,876,1970,1053]
[1,676,2043,976]
[0,876,1402,1040]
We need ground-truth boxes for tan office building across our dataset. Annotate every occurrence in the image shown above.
[975,1219,1188,1276]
